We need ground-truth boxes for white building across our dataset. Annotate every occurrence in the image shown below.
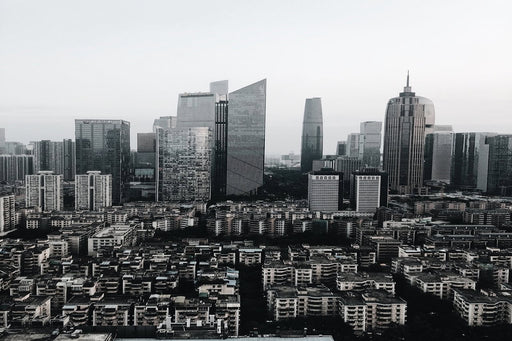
[308,170,341,212]
[75,171,112,211]
[25,171,63,211]
[87,224,136,256]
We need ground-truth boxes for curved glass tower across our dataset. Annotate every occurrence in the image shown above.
[383,73,434,194]
[300,98,323,173]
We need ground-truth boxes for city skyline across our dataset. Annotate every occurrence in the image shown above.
[1,1,511,155]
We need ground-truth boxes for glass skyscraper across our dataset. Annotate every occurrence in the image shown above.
[359,121,382,167]
[75,119,130,205]
[486,135,512,195]
[424,130,453,184]
[300,98,323,173]
[226,79,267,196]
[383,74,434,194]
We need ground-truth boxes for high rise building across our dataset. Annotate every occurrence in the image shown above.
[0,128,5,154]
[350,168,388,213]
[383,73,433,194]
[359,121,382,167]
[75,171,112,211]
[336,141,347,156]
[156,127,212,201]
[210,80,229,101]
[129,133,156,201]
[0,194,15,234]
[153,116,177,131]
[300,98,323,173]
[213,99,229,199]
[424,129,453,183]
[451,132,496,191]
[226,79,266,196]
[75,120,130,205]
[334,156,364,194]
[176,93,216,130]
[63,139,76,181]
[346,133,360,158]
[0,155,34,183]
[486,135,512,195]
[26,171,63,211]
[308,169,342,212]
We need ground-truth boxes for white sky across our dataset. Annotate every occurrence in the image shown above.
[1,0,511,155]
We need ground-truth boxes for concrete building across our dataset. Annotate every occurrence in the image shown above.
[75,171,112,211]
[25,171,63,211]
[87,224,136,256]
[308,169,342,212]
[0,194,15,234]
[350,169,388,213]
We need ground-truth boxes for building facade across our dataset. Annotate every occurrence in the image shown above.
[0,194,15,234]
[424,130,453,183]
[0,155,33,183]
[75,120,130,205]
[486,135,512,195]
[25,171,63,211]
[359,121,382,168]
[308,169,342,212]
[75,171,112,211]
[301,98,323,173]
[351,169,388,213]
[383,74,433,194]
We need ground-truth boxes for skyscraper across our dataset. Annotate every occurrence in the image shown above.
[75,171,112,211]
[424,129,453,184]
[63,139,76,181]
[26,171,63,211]
[359,121,382,167]
[176,93,216,130]
[32,139,74,179]
[153,116,177,131]
[486,135,512,195]
[336,141,347,156]
[346,133,360,158]
[130,132,156,201]
[451,132,496,191]
[0,155,33,183]
[0,194,15,234]
[226,79,267,196]
[300,98,323,173]
[383,73,433,194]
[75,120,130,205]
[156,127,212,201]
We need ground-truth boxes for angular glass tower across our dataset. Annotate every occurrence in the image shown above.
[300,98,323,173]
[226,79,266,196]
[383,73,433,194]
[176,93,216,130]
[75,119,130,205]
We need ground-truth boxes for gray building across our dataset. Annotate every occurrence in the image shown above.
[75,119,130,205]
[0,154,34,183]
[0,128,5,154]
[350,168,388,213]
[130,133,156,201]
[336,141,347,156]
[153,116,177,131]
[346,133,360,158]
[300,98,323,173]
[176,93,216,130]
[32,139,75,181]
[25,171,63,211]
[383,73,433,194]
[308,169,342,212]
[359,121,382,167]
[486,135,512,195]
[424,130,453,184]
[75,171,112,211]
[156,127,212,201]
[451,132,496,191]
[0,194,15,234]
[226,79,267,196]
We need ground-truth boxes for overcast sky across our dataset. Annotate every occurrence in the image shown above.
[1,0,511,155]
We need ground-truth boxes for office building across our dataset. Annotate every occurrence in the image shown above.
[153,116,177,131]
[300,98,323,173]
[359,121,382,167]
[351,168,388,213]
[0,155,34,183]
[346,133,360,158]
[383,73,433,194]
[0,194,15,234]
[308,169,342,212]
[451,132,497,191]
[336,141,347,156]
[334,156,364,194]
[32,139,75,180]
[26,171,63,211]
[424,130,453,183]
[75,171,112,211]
[486,135,512,195]
[75,119,130,205]
[226,79,266,195]
[176,92,216,130]
[130,133,156,201]
[157,127,212,201]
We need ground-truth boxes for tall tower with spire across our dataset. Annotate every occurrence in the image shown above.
[382,73,435,194]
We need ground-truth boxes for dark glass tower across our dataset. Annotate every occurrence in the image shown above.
[300,98,323,173]
[75,119,130,205]
[486,135,512,195]
[383,73,433,194]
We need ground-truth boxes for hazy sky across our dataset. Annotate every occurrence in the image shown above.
[1,0,511,155]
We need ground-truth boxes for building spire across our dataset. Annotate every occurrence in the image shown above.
[403,70,412,93]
